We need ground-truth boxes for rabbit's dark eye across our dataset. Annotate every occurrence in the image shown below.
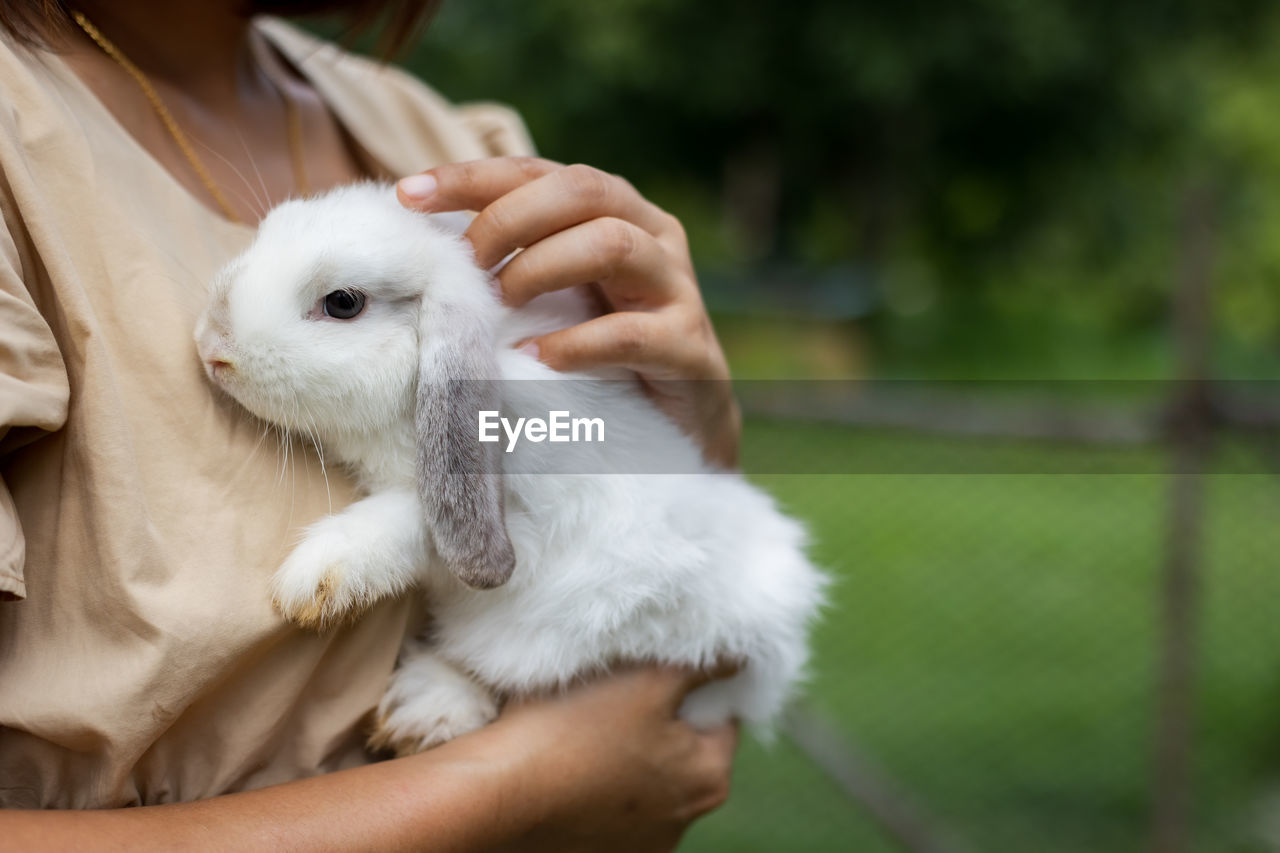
[323,289,365,320]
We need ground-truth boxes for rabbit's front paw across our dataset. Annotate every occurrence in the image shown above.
[270,529,372,631]
[368,658,498,756]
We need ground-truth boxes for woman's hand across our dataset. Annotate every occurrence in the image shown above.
[484,664,740,853]
[398,158,742,468]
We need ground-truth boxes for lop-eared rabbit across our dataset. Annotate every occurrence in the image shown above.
[195,184,826,754]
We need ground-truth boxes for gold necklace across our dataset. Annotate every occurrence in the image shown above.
[71,10,310,225]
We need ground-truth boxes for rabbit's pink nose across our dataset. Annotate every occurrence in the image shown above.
[205,356,235,380]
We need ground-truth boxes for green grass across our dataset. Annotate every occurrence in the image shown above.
[683,419,1280,852]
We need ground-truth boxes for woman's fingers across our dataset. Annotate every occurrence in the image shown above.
[497,217,683,308]
[643,660,745,716]
[682,721,739,819]
[468,165,671,268]
[397,156,562,213]
[401,160,673,269]
[399,156,697,321]
[698,720,741,756]
[679,659,744,695]
[526,311,703,377]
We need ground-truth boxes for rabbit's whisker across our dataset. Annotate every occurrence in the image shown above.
[193,136,268,221]
[233,128,272,218]
[299,402,334,516]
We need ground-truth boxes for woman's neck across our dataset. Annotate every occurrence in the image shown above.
[67,1,257,107]
[51,1,373,222]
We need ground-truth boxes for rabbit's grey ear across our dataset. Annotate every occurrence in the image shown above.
[416,305,516,590]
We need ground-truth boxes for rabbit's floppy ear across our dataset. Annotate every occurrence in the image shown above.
[415,299,516,590]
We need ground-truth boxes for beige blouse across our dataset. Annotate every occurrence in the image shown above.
[0,18,533,808]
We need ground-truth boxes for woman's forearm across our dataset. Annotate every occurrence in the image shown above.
[3,665,737,853]
[1,725,533,853]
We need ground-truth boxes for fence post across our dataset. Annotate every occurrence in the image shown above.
[1149,183,1216,853]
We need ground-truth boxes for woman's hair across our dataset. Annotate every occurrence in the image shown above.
[0,1,441,57]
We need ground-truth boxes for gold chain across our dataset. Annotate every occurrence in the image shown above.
[71,10,311,225]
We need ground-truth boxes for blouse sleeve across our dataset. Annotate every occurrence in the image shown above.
[454,101,538,159]
[0,210,70,601]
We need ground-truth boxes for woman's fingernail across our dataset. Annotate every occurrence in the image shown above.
[398,174,437,202]
[516,340,540,360]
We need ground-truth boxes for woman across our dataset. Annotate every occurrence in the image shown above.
[0,0,743,849]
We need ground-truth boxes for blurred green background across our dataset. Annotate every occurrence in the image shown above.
[318,2,1280,850]
[394,0,1280,383]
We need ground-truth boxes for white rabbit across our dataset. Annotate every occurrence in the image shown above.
[194,183,826,754]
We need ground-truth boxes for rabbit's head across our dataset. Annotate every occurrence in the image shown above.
[195,183,516,590]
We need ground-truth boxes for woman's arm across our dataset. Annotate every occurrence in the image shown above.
[398,157,742,468]
[1,666,736,853]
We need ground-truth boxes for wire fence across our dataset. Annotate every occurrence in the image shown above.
[683,189,1280,852]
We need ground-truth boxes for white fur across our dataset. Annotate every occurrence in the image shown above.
[196,183,827,749]
[371,640,499,756]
